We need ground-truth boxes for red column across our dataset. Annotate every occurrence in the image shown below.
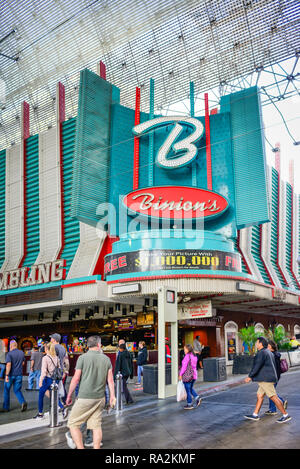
[133,87,141,190]
[18,101,30,268]
[204,93,212,190]
[56,82,66,260]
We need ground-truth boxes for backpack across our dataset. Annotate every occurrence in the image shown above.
[48,356,63,381]
[182,355,194,383]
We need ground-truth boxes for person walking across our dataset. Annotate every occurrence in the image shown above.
[179,344,202,410]
[114,343,134,404]
[244,336,291,423]
[264,340,288,415]
[66,335,115,450]
[0,339,7,380]
[193,336,203,369]
[2,340,27,412]
[27,346,43,390]
[33,342,66,419]
[136,341,147,386]
[50,333,67,404]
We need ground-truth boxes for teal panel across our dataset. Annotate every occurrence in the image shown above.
[71,68,120,227]
[270,168,286,288]
[220,87,270,229]
[23,135,40,268]
[61,118,80,275]
[250,225,271,285]
[0,149,5,269]
[286,183,298,289]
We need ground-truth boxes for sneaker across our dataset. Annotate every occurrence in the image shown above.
[277,414,291,424]
[21,402,27,412]
[62,407,69,419]
[244,414,260,421]
[184,404,194,410]
[264,410,277,415]
[33,413,44,419]
[65,431,76,449]
[195,396,202,407]
[84,441,103,448]
[283,400,288,410]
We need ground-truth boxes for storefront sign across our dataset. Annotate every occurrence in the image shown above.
[137,311,154,326]
[115,318,136,330]
[178,316,223,327]
[272,288,287,300]
[178,301,213,320]
[0,260,66,291]
[104,249,241,278]
[123,186,229,220]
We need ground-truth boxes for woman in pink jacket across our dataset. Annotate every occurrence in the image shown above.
[179,344,202,410]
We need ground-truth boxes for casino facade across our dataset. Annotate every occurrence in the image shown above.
[0,62,299,374]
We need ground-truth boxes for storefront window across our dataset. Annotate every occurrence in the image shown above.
[224,321,239,364]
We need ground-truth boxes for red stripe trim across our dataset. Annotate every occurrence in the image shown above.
[259,224,275,286]
[133,87,141,190]
[236,230,252,275]
[99,61,106,80]
[57,83,65,260]
[204,93,212,190]
[62,280,97,289]
[19,101,30,268]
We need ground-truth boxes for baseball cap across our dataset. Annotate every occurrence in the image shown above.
[50,333,61,343]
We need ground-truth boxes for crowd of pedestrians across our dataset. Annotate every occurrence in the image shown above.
[0,331,294,449]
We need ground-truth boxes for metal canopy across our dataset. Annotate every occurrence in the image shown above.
[0,0,299,150]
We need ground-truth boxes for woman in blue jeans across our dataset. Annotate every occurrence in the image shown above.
[34,342,66,419]
[179,344,202,410]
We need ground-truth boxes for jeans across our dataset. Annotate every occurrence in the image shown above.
[268,383,285,412]
[183,379,198,405]
[28,370,41,390]
[0,364,5,379]
[38,376,64,414]
[3,375,26,410]
[137,365,143,384]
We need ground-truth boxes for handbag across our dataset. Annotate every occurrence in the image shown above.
[182,355,194,383]
[48,356,63,381]
[280,358,288,374]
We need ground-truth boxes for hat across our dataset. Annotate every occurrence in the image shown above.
[50,333,61,343]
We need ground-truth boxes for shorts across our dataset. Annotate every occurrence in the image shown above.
[67,397,105,430]
[257,382,277,398]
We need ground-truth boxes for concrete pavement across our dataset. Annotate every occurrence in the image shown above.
[0,368,299,449]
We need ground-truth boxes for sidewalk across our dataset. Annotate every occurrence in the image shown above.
[1,365,299,443]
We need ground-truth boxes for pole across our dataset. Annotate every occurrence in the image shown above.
[115,372,123,412]
[49,382,62,428]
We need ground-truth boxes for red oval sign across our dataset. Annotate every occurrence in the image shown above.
[123,186,229,220]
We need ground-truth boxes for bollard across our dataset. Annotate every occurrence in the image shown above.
[49,381,62,428]
[115,372,123,412]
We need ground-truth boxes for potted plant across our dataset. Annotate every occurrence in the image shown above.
[264,326,292,352]
[232,326,259,374]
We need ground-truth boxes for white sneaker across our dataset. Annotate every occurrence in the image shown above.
[65,431,76,449]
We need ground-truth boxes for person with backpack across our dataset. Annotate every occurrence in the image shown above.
[244,336,291,423]
[33,342,67,419]
[264,340,288,416]
[114,343,134,404]
[178,344,202,410]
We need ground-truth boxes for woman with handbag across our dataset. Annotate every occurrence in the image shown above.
[33,342,67,419]
[178,344,202,410]
[265,340,288,415]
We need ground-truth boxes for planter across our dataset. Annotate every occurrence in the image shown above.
[232,354,255,374]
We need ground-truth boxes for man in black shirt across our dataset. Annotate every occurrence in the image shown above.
[2,340,27,412]
[114,343,134,404]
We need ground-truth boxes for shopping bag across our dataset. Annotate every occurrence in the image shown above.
[177,380,187,402]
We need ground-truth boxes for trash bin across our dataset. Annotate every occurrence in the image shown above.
[203,357,227,382]
[143,364,172,394]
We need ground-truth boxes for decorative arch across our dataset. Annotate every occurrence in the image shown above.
[224,321,239,364]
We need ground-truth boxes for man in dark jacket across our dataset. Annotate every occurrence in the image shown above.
[244,337,291,423]
[265,340,287,415]
[114,344,134,404]
[136,341,147,386]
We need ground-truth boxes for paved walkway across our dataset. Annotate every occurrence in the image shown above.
[0,368,299,449]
